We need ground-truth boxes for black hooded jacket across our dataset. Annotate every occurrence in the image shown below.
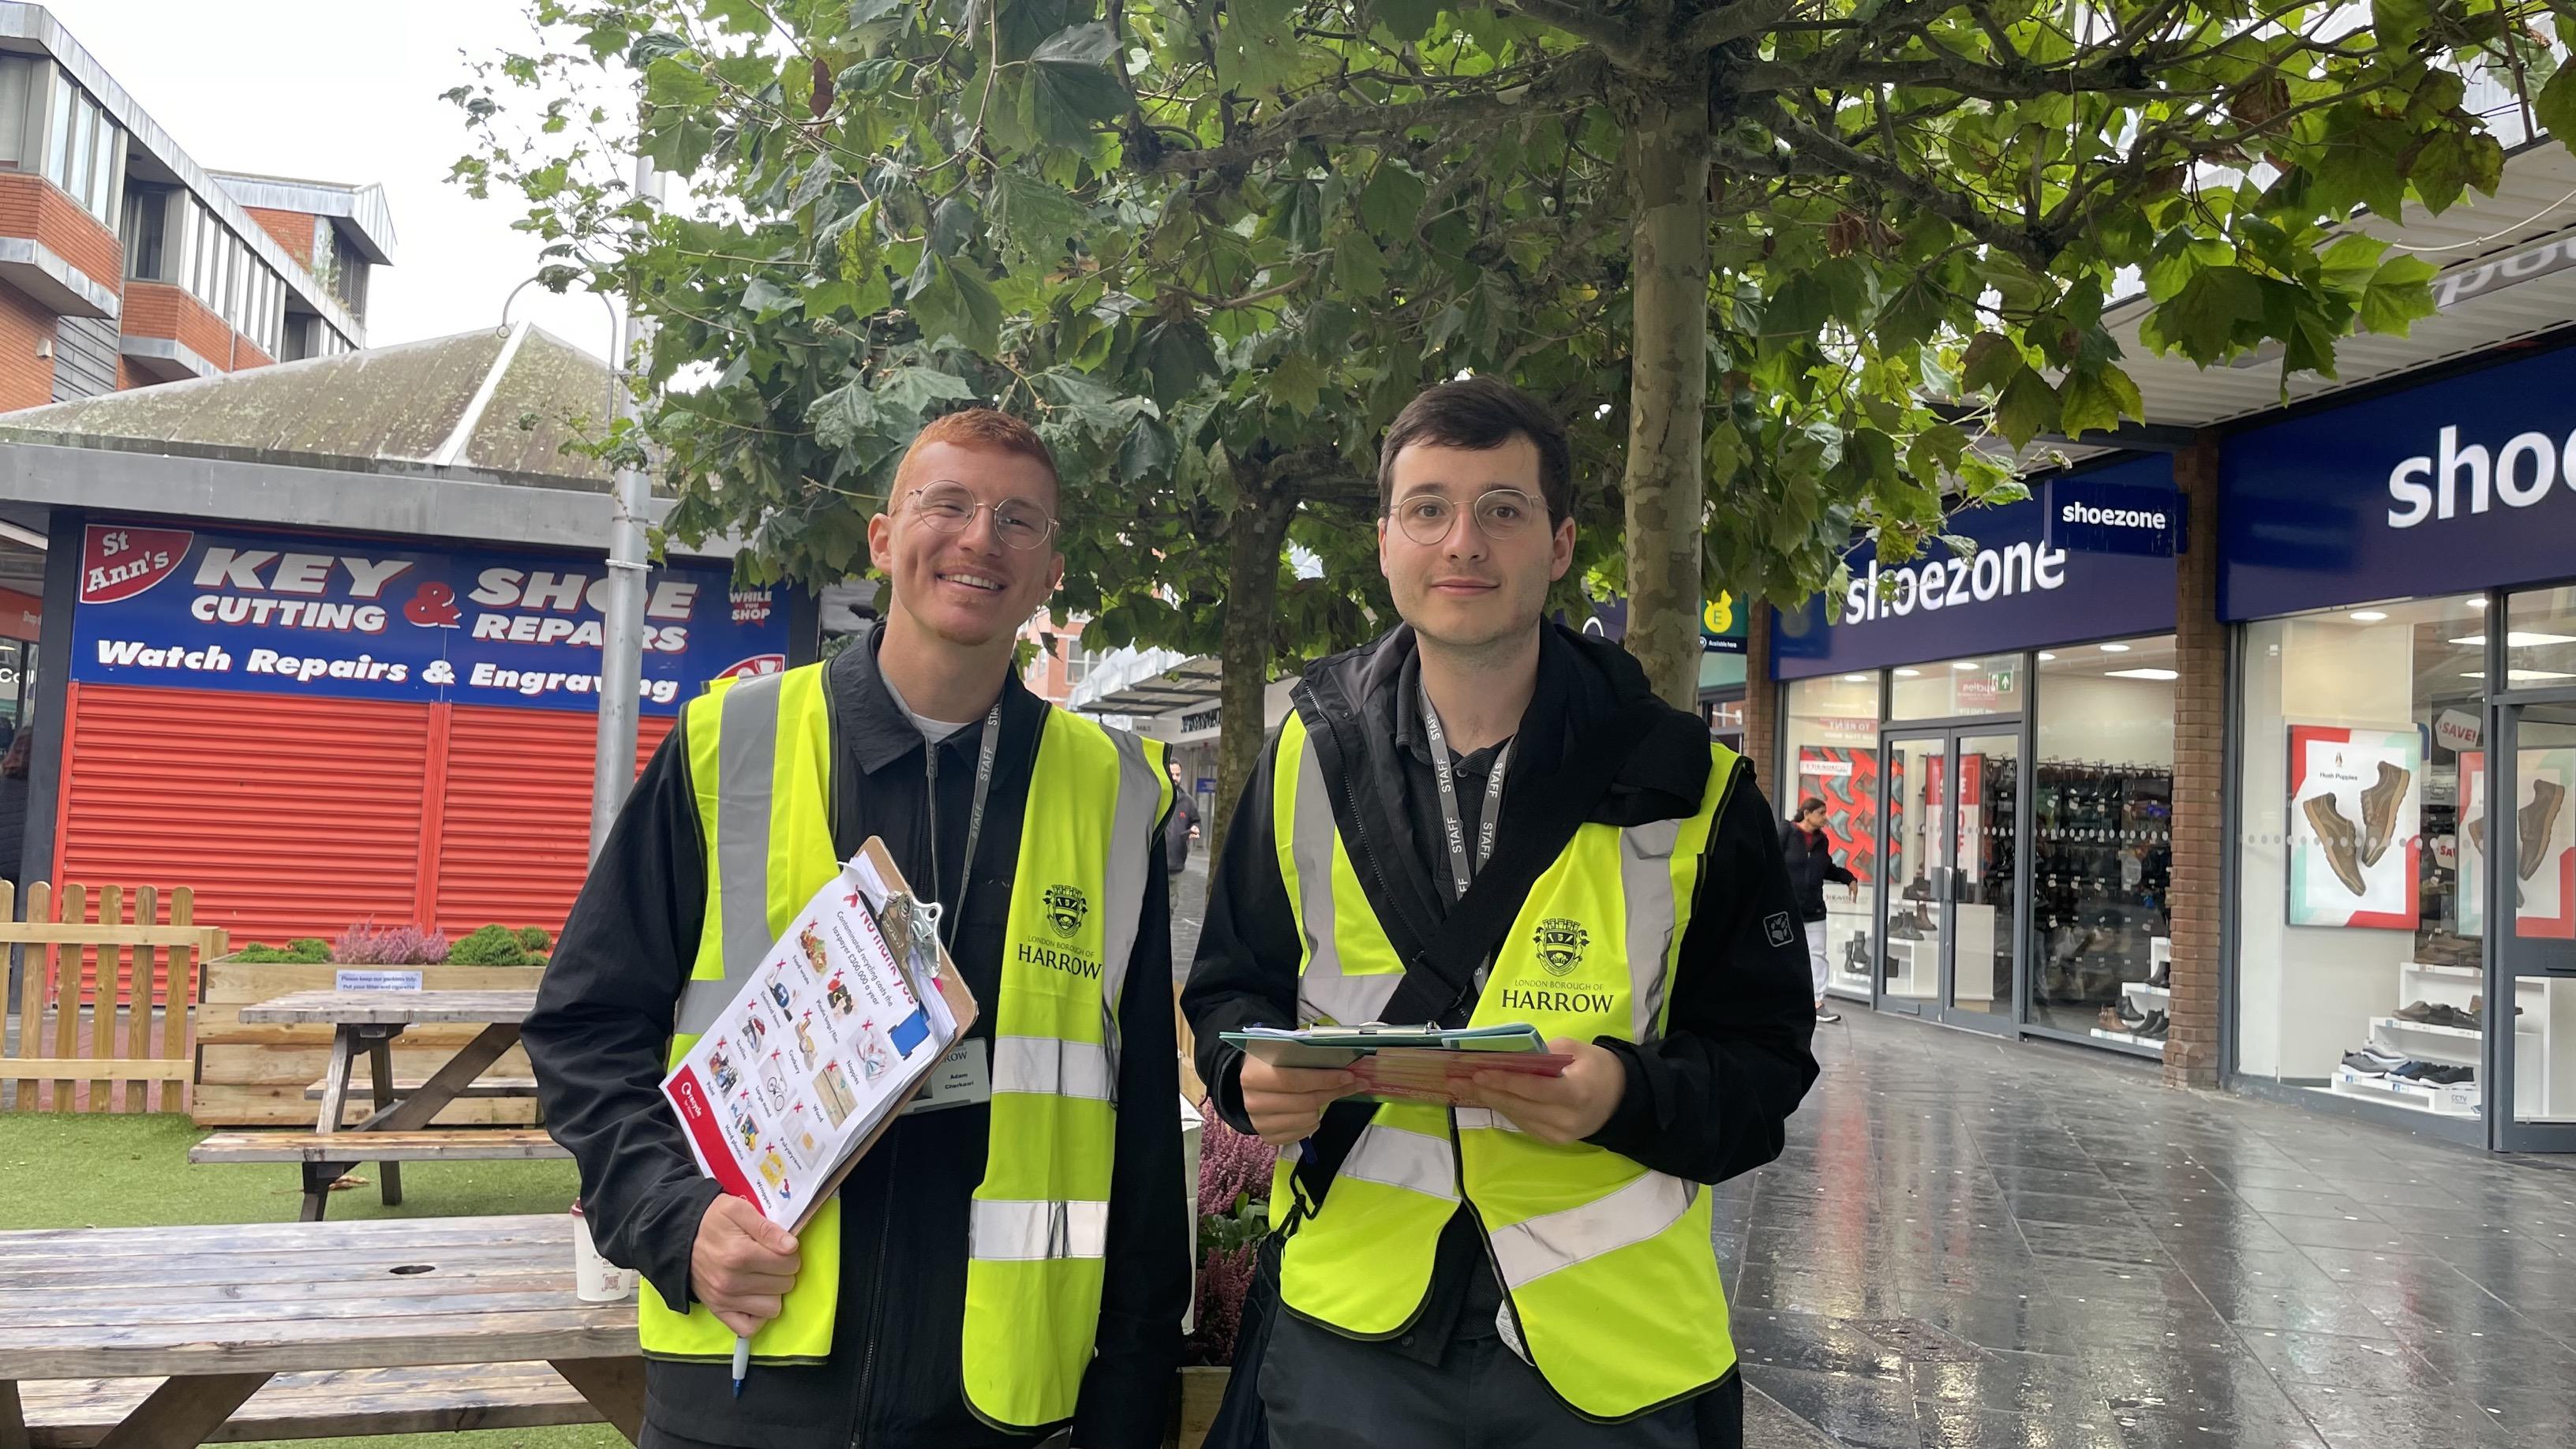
[523,628,1185,1449]
[1180,623,1818,1408]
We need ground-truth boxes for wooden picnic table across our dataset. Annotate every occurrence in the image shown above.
[227,990,552,1221]
[0,1214,642,1448]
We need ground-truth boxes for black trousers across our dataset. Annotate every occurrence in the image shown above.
[1258,1307,1740,1449]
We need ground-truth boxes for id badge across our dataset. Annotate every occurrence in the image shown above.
[904,1038,993,1114]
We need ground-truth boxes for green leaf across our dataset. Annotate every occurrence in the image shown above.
[2057,365,2140,440]
[2537,65,2576,144]
[2358,253,2439,335]
[929,196,983,257]
[1333,229,1387,295]
[1366,0,1441,41]
[1026,22,1129,145]
[1214,0,1303,92]
[876,365,979,419]
[1993,367,2058,448]
[910,256,1003,354]
[1762,274,1829,339]
[1960,332,2021,395]
[1268,352,1325,414]
[994,170,1091,263]
[1118,418,1177,481]
[809,379,876,449]
[644,54,718,109]
[2154,265,2263,365]
[1138,318,1220,405]
[2372,0,2432,49]
[741,277,796,319]
[1356,165,1428,242]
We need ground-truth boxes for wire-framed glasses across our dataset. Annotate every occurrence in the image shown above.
[1389,488,1545,547]
[904,481,1058,551]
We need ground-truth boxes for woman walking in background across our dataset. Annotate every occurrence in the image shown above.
[1781,796,1858,1024]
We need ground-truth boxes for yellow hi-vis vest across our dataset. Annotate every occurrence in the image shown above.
[1264,708,1739,1421]
[636,663,1170,1433]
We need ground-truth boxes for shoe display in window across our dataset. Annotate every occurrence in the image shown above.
[2305,794,2368,896]
[2521,778,2566,882]
[2360,762,2412,867]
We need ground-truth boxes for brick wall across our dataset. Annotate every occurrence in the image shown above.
[244,206,316,268]
[2166,433,2225,1089]
[123,281,241,370]
[0,282,58,410]
[1743,598,1776,795]
[0,172,122,292]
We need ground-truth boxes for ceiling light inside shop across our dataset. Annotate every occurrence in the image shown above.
[2106,668,2181,680]
[2448,632,2576,647]
[2467,597,2489,609]
[2038,652,2057,661]
[1895,668,1923,677]
[2099,642,2132,653]
[1841,674,1868,683]
[2460,669,2576,682]
[2349,610,2388,622]
[1953,661,1981,671]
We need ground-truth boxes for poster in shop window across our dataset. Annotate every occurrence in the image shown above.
[2458,749,2576,940]
[2287,725,2422,930]
[66,523,791,714]
[1795,747,1887,884]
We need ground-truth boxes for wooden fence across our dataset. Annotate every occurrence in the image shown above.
[2,882,227,1114]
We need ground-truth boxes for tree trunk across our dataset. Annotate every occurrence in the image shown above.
[1211,486,1293,862]
[1618,66,1713,709]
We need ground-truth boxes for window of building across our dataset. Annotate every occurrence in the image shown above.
[2030,635,2177,1044]
[119,187,171,280]
[2502,585,2576,685]
[1064,643,1094,685]
[1889,651,2024,721]
[37,71,120,227]
[1784,672,1882,1000]
[2235,597,2489,1118]
[0,57,38,169]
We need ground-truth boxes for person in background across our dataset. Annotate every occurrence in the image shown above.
[1780,796,1859,1024]
[0,724,32,889]
[1163,757,1202,875]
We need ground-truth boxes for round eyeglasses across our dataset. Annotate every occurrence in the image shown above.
[904,481,1058,552]
[1388,489,1546,547]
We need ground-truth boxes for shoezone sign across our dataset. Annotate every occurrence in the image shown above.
[2287,725,2422,930]
[69,523,790,714]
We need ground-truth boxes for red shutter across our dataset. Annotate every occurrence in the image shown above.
[432,704,672,936]
[55,683,432,945]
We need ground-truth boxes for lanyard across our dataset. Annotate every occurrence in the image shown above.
[923,700,1005,947]
[1418,680,1509,900]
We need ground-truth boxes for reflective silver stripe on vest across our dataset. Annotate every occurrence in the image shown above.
[1287,735,1401,1028]
[970,1197,1111,1261]
[1620,818,1682,1044]
[1488,1170,1698,1292]
[1095,728,1160,1095]
[676,672,788,1038]
[1451,1107,1524,1133]
[1337,1123,1460,1200]
[993,1035,1114,1101]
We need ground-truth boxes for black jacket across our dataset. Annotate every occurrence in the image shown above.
[1180,623,1818,1417]
[524,627,1186,1449]
[1780,819,1858,923]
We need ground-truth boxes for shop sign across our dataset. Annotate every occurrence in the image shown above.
[2220,341,2576,620]
[1771,457,2179,680]
[0,586,38,642]
[68,523,790,715]
[2045,477,2185,556]
[2436,708,2482,754]
[1574,594,1749,654]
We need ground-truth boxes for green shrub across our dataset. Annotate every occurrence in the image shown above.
[516,926,552,953]
[234,938,331,964]
[449,924,534,967]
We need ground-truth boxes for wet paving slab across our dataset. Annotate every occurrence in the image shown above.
[1736,1010,2576,1447]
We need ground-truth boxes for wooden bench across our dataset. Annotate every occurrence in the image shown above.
[16,1363,596,1446]
[301,1076,540,1100]
[189,1129,570,1164]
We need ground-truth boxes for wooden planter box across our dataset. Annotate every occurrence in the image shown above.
[193,960,548,1126]
[1171,1365,1229,1449]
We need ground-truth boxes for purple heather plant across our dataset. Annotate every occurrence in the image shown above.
[331,922,451,966]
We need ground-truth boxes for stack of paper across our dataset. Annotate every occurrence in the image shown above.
[664,840,977,1231]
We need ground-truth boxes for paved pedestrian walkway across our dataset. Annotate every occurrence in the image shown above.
[1730,1011,2576,1447]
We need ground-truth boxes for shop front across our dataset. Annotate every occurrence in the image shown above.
[1771,458,2182,1057]
[2222,340,2576,1152]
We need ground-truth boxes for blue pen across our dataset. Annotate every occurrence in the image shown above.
[732,1333,751,1398]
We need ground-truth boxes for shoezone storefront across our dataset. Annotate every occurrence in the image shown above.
[2223,339,2576,1153]
[1769,456,2185,1056]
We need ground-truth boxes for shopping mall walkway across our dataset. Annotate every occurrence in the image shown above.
[1731,1011,2576,1447]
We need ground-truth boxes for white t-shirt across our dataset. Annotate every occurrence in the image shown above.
[878,671,975,743]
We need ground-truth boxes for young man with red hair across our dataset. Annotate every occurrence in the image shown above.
[528,410,1186,1448]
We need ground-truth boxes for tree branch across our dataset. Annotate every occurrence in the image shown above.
[1683,0,1804,51]
[1500,1,1649,69]
[1733,100,2054,267]
[1144,53,1606,175]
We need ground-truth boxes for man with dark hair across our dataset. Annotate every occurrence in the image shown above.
[527,408,1185,1449]
[1185,378,1817,1446]
[1781,796,1859,1024]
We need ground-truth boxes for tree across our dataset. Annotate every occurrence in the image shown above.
[454,0,2554,833]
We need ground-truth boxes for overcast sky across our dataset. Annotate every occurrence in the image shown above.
[47,0,627,360]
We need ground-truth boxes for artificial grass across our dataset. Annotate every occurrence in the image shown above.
[1,1112,623,1449]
